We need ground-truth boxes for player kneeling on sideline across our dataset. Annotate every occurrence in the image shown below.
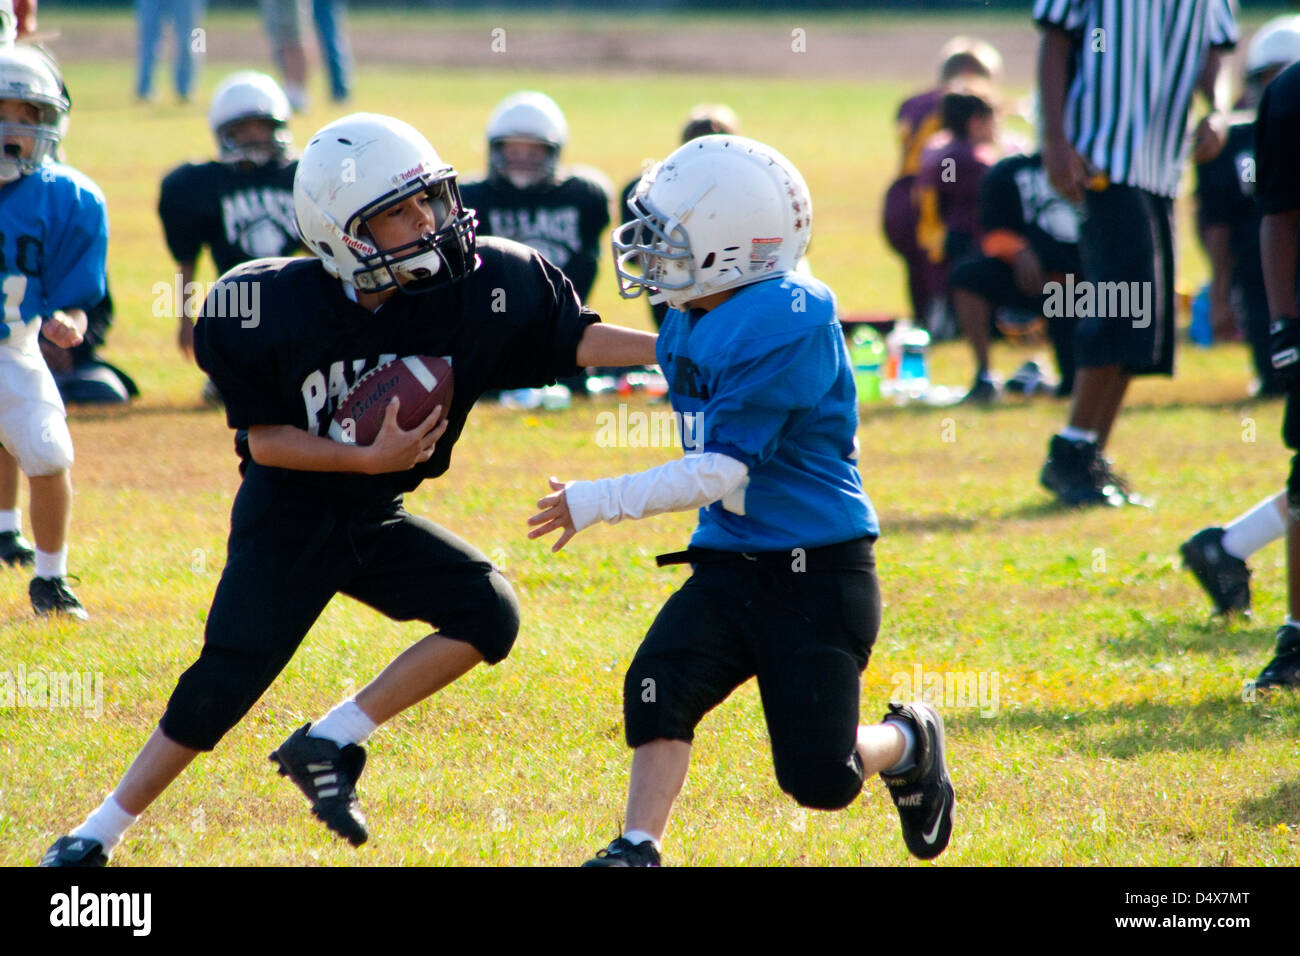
[38,113,657,866]
[529,136,954,866]
[0,44,104,619]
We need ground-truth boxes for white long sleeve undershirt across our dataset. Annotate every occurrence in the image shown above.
[565,452,749,532]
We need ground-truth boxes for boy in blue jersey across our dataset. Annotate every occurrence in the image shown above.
[0,44,105,619]
[529,136,955,866]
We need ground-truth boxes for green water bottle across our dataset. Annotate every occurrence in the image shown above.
[849,325,885,404]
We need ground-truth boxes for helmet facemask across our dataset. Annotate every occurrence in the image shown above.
[0,111,60,182]
[347,174,478,295]
[216,116,293,167]
[488,138,559,190]
[612,189,697,307]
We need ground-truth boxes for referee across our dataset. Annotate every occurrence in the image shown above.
[1033,0,1238,507]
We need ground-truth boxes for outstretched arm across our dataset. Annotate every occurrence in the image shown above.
[527,453,748,552]
[575,323,658,368]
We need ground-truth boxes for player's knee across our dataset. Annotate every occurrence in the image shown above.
[623,652,694,747]
[450,567,519,664]
[160,646,277,751]
[16,417,74,476]
[769,644,865,810]
[776,753,864,811]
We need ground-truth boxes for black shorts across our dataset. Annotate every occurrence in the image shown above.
[949,255,1042,313]
[1074,184,1176,375]
[1284,390,1300,517]
[622,537,881,807]
[160,464,519,750]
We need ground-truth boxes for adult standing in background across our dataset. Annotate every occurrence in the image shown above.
[261,0,353,111]
[1034,0,1238,508]
[135,0,206,103]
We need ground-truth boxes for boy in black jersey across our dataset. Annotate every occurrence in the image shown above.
[158,71,302,392]
[39,112,657,866]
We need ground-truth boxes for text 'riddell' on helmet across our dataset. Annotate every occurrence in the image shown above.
[0,44,69,183]
[612,135,812,310]
[208,71,293,166]
[293,113,479,295]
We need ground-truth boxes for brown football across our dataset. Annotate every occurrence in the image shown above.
[328,355,453,446]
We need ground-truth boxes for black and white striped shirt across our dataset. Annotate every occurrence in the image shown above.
[1033,0,1238,197]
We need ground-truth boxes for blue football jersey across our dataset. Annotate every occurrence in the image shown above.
[0,162,109,353]
[657,273,878,551]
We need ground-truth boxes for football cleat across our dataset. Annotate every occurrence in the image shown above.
[1255,625,1300,690]
[881,702,955,861]
[1087,451,1149,508]
[38,835,108,867]
[1180,527,1251,616]
[1040,435,1124,507]
[30,576,88,620]
[270,724,369,846]
[961,374,1001,405]
[582,836,662,867]
[0,530,35,567]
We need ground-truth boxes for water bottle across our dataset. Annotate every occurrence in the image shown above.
[848,325,885,404]
[898,326,931,400]
[1189,283,1212,347]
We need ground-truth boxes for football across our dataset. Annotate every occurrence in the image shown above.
[328,355,454,446]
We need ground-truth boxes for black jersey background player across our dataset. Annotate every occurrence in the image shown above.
[158,71,301,373]
[951,151,1080,403]
[39,112,658,866]
[1195,16,1300,398]
[460,91,612,396]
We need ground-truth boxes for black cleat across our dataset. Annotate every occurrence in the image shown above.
[1255,625,1300,690]
[270,724,369,846]
[39,835,108,867]
[0,530,35,567]
[1088,451,1149,508]
[961,375,1001,405]
[582,836,661,867]
[1040,435,1124,507]
[1180,527,1251,616]
[881,702,955,860]
[1005,360,1056,396]
[30,576,88,620]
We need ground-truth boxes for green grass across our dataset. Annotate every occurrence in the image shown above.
[2,12,1297,867]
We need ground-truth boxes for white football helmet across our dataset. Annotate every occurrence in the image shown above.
[209,71,293,166]
[613,135,812,310]
[0,44,69,184]
[485,90,568,189]
[1246,16,1300,78]
[294,113,478,294]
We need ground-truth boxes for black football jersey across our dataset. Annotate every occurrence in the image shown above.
[1256,62,1300,217]
[158,159,302,277]
[1195,118,1258,258]
[459,169,611,301]
[194,236,600,501]
[980,153,1081,275]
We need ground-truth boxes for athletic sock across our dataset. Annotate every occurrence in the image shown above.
[883,717,919,774]
[308,699,377,748]
[0,509,19,534]
[1058,427,1098,444]
[70,795,137,854]
[34,547,67,580]
[1221,495,1287,560]
[621,828,660,851]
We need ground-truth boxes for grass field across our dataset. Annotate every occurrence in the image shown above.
[2,8,1298,868]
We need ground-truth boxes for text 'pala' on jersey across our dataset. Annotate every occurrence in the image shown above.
[221,187,300,260]
[300,355,398,436]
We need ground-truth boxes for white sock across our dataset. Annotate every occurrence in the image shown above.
[308,699,377,748]
[0,508,19,533]
[883,716,919,774]
[1221,494,1287,560]
[1058,427,1098,444]
[69,795,137,853]
[621,828,660,850]
[34,547,67,579]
